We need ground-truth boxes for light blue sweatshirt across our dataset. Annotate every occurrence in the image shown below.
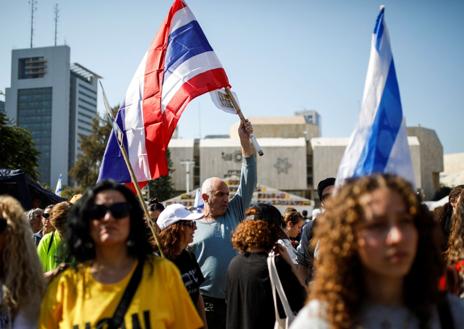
[191,155,257,299]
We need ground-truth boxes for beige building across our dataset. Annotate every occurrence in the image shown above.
[441,153,464,187]
[407,127,444,198]
[168,113,443,200]
[229,110,320,140]
[311,136,423,195]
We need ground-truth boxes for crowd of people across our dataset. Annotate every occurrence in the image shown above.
[1,120,464,328]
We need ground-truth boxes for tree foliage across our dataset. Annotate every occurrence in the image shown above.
[148,149,175,201]
[0,112,39,180]
[69,108,115,190]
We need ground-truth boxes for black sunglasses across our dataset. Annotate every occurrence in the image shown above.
[180,220,196,228]
[43,213,50,219]
[0,217,7,233]
[88,202,131,220]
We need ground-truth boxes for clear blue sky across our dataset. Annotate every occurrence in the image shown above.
[1,0,463,153]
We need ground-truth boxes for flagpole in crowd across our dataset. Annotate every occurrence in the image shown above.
[224,87,264,156]
[99,81,164,258]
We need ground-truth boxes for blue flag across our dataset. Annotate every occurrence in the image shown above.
[336,6,415,187]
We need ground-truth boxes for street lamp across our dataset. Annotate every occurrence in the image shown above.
[180,160,195,193]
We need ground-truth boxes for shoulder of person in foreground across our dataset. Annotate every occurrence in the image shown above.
[11,295,42,329]
[446,293,464,326]
[290,300,329,329]
[149,255,204,329]
[39,264,86,329]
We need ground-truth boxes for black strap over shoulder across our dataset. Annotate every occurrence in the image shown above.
[47,232,55,254]
[102,258,145,329]
[437,293,454,329]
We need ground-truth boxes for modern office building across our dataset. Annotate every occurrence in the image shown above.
[5,45,100,187]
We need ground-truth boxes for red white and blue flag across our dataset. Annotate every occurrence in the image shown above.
[98,0,230,184]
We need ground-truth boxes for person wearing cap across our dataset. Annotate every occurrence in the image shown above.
[190,120,257,329]
[157,204,207,328]
[295,177,335,283]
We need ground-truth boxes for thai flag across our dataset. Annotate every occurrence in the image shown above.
[98,0,230,184]
[336,6,415,187]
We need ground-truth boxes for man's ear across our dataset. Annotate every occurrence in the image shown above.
[201,193,209,203]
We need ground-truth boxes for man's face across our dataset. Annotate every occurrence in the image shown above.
[30,213,43,232]
[205,180,230,218]
[320,185,335,208]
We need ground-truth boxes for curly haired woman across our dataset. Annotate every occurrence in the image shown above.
[290,174,464,329]
[226,204,306,329]
[0,196,45,328]
[442,190,464,297]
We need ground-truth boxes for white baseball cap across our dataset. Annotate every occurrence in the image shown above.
[157,204,203,230]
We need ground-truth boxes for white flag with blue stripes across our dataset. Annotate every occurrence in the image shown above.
[336,6,415,187]
[55,174,63,197]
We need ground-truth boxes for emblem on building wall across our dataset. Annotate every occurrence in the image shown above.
[221,151,243,163]
[274,157,292,174]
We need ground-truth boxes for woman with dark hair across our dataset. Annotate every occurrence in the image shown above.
[0,196,45,328]
[442,190,464,297]
[291,174,464,329]
[280,208,305,264]
[39,180,203,329]
[225,203,306,329]
[148,198,165,222]
[433,185,464,250]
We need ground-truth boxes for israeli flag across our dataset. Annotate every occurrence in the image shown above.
[193,188,204,213]
[336,6,415,187]
[55,174,63,197]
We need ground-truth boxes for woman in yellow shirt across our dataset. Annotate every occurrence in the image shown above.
[39,180,203,329]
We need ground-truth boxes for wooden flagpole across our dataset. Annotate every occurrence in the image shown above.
[99,82,164,258]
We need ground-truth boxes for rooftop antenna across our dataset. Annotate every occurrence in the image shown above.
[54,3,59,46]
[29,0,38,48]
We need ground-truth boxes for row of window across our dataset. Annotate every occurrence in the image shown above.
[78,125,92,134]
[78,97,96,108]
[78,111,96,122]
[78,82,97,95]
[78,89,97,102]
[18,57,47,79]
[78,104,96,115]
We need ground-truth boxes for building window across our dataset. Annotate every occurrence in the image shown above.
[18,57,47,79]
[17,87,52,184]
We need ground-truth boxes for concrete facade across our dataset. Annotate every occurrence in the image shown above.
[311,137,422,195]
[168,139,195,192]
[407,127,444,198]
[441,153,464,187]
[168,117,443,200]
[5,46,99,187]
[229,114,320,140]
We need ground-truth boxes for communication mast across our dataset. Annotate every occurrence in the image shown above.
[54,3,59,46]
[29,0,38,48]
